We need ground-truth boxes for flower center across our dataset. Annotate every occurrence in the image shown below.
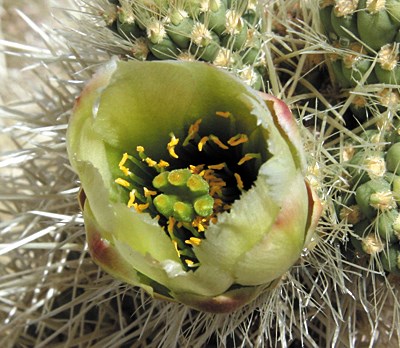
[115,111,267,269]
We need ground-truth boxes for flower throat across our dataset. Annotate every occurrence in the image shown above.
[115,111,268,269]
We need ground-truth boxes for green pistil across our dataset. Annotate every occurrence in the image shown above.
[152,169,214,222]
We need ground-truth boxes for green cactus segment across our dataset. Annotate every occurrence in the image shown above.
[114,111,266,270]
[105,0,266,90]
[341,126,400,274]
[320,0,400,110]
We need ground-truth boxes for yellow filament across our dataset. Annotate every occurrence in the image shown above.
[198,136,209,151]
[228,134,248,146]
[210,135,229,150]
[128,190,136,208]
[234,172,244,190]
[215,111,231,118]
[167,134,179,159]
[115,178,130,188]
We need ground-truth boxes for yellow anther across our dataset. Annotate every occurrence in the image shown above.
[144,187,157,197]
[167,133,179,159]
[185,237,202,246]
[119,153,131,176]
[183,119,202,145]
[136,146,145,153]
[238,153,259,165]
[158,159,170,168]
[190,164,205,174]
[119,152,129,167]
[128,190,136,208]
[215,111,231,118]
[168,217,176,235]
[193,216,207,232]
[115,178,131,188]
[198,136,209,151]
[208,162,225,170]
[210,135,229,150]
[145,157,157,167]
[234,172,244,190]
[185,259,195,266]
[133,202,149,213]
[228,134,248,146]
[172,240,180,257]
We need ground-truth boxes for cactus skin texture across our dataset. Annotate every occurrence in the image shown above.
[320,0,400,118]
[340,124,400,275]
[104,0,266,90]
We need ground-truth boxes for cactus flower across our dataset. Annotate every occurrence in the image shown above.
[67,60,322,313]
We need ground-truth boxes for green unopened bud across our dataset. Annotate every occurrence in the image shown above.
[377,209,399,243]
[355,179,393,217]
[381,245,400,274]
[386,142,400,174]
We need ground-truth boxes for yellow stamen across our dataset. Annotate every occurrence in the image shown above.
[234,172,244,190]
[228,134,248,146]
[215,111,231,118]
[115,178,130,188]
[128,190,136,208]
[167,133,179,159]
[208,162,225,170]
[158,159,170,168]
[168,217,175,235]
[183,119,202,145]
[172,240,180,257]
[136,146,145,153]
[238,153,259,165]
[133,202,149,213]
[145,157,157,167]
[210,135,229,150]
[185,237,202,246]
[144,187,157,197]
[119,152,131,176]
[198,136,209,151]
[193,216,207,232]
[190,164,205,174]
[185,259,195,266]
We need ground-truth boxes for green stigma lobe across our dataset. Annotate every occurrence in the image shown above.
[152,169,214,222]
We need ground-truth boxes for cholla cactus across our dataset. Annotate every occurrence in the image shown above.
[319,0,400,117]
[339,121,400,275]
[100,0,266,89]
[66,59,321,312]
